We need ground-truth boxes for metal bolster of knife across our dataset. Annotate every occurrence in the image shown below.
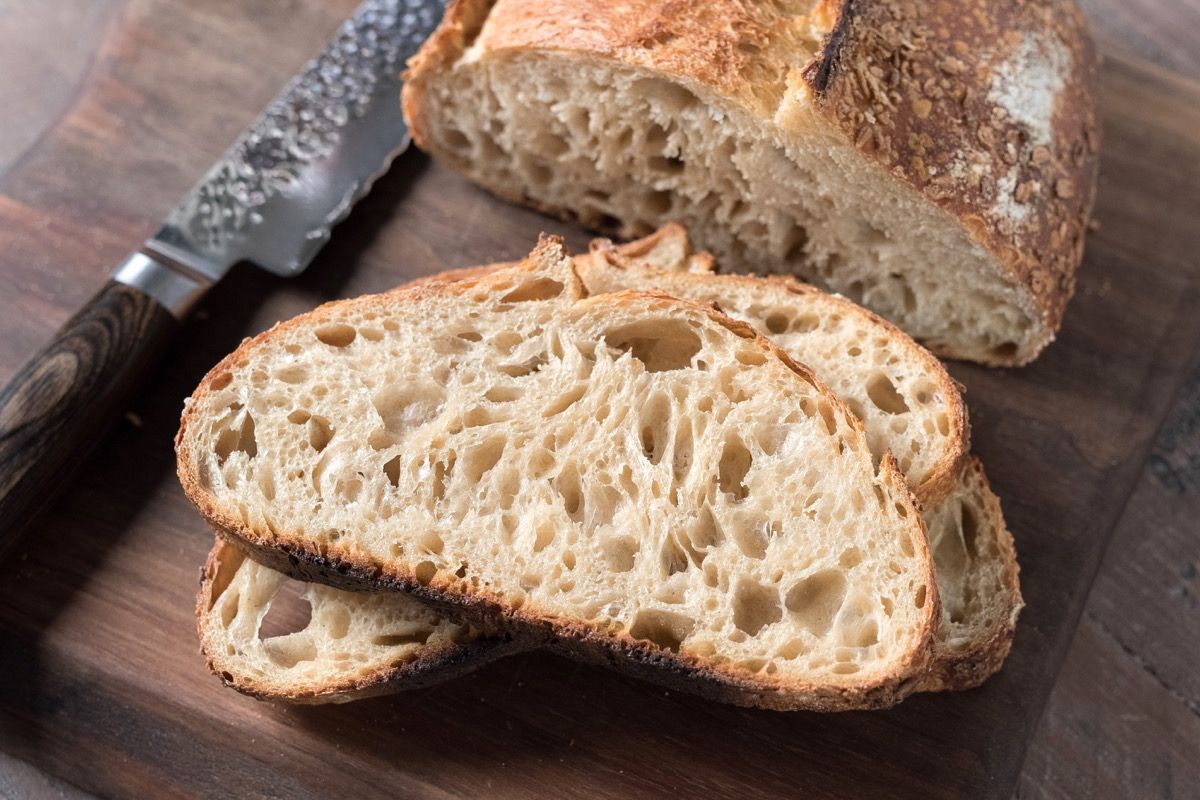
[112,250,211,319]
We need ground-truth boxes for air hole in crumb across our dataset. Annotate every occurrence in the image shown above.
[816,401,837,436]
[307,416,333,452]
[324,606,350,639]
[785,570,848,637]
[545,385,586,417]
[961,505,980,554]
[717,438,752,501]
[373,630,432,648]
[793,313,819,333]
[914,585,928,608]
[605,320,701,372]
[533,131,569,156]
[418,531,444,555]
[373,383,445,435]
[629,610,694,653]
[486,386,522,403]
[443,128,470,151]
[214,408,257,465]
[648,155,685,174]
[991,342,1019,360]
[731,521,768,560]
[849,619,879,648]
[501,277,564,303]
[499,353,548,378]
[661,535,690,576]
[314,323,356,347]
[382,455,401,487]
[555,467,585,522]
[733,579,782,636]
[639,393,670,464]
[777,639,806,660]
[287,409,311,425]
[866,373,910,414]
[413,561,437,586]
[210,371,233,390]
[602,535,638,572]
[275,365,308,384]
[643,189,673,215]
[735,348,766,366]
[463,437,505,483]
[258,471,275,501]
[218,592,239,626]
[258,580,312,640]
[532,522,556,553]
[765,313,790,334]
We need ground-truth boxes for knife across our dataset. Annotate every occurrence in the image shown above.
[0,0,444,551]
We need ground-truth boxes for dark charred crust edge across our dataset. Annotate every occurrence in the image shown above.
[213,521,925,713]
[803,0,856,95]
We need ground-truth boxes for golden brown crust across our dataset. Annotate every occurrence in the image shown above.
[805,0,1100,363]
[404,0,1100,365]
[196,537,522,704]
[178,243,940,712]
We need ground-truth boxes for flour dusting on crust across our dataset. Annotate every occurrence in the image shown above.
[989,33,1068,148]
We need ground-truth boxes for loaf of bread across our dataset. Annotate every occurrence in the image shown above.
[403,0,1099,365]
[180,236,938,711]
[191,231,1020,704]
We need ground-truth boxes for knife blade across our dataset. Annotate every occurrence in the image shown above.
[0,0,445,549]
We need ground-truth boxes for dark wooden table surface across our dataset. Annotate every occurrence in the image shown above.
[0,1,1197,798]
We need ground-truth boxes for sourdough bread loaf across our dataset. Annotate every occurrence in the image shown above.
[180,237,938,711]
[403,0,1100,364]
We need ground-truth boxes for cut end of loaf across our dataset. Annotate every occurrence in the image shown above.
[403,0,1100,365]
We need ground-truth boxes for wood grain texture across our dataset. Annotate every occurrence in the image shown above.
[0,2,1196,799]
[1019,354,1200,800]
[0,280,176,551]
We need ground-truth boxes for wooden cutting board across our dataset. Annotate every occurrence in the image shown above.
[1,2,1198,798]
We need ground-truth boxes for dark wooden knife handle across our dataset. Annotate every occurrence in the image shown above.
[0,280,178,551]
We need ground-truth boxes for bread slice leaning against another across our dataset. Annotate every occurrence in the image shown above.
[403,0,1100,365]
[179,236,938,712]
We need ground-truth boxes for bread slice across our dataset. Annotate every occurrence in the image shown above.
[197,536,518,703]
[920,457,1023,691]
[197,455,1018,702]
[402,0,1100,365]
[179,237,937,711]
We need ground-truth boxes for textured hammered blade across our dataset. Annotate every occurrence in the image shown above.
[147,0,444,280]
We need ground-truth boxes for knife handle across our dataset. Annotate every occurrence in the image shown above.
[0,253,207,553]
